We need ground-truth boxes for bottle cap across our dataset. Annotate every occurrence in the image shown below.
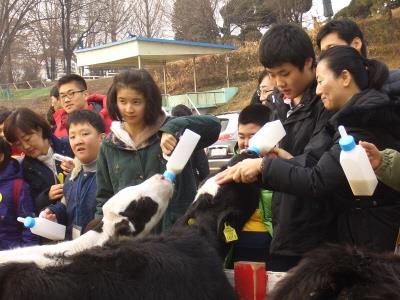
[247,146,261,156]
[163,170,176,182]
[339,135,356,151]
[21,216,35,228]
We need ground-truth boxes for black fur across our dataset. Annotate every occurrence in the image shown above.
[269,244,400,300]
[0,153,260,300]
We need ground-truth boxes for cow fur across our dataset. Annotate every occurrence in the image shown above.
[268,244,400,300]
[0,174,174,268]
[0,153,260,300]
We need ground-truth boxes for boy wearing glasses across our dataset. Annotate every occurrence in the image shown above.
[54,74,111,138]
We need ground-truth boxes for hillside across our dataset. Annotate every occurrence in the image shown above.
[1,15,399,116]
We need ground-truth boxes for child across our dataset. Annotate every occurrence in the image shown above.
[96,69,221,231]
[42,110,105,240]
[231,104,273,265]
[0,137,39,249]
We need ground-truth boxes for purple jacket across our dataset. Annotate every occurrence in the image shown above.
[0,159,39,250]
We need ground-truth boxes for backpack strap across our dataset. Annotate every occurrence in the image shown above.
[12,178,23,213]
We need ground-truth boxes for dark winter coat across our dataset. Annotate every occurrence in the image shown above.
[48,163,97,240]
[382,69,400,99]
[264,81,336,256]
[191,149,209,187]
[96,114,220,231]
[0,159,39,249]
[21,135,73,214]
[261,89,400,252]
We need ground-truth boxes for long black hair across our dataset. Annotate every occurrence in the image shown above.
[319,45,388,90]
[106,69,162,125]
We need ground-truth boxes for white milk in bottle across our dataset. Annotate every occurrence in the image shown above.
[248,120,286,156]
[163,129,201,182]
[18,216,66,240]
[338,126,378,196]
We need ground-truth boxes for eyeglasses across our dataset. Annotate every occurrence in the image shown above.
[59,90,85,101]
[256,88,273,97]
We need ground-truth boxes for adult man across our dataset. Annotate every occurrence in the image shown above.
[316,18,400,98]
[54,74,111,138]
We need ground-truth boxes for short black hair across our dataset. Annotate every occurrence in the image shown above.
[259,23,315,70]
[316,19,367,57]
[319,46,388,91]
[171,104,192,117]
[3,108,52,143]
[107,69,162,126]
[0,106,11,124]
[57,74,87,91]
[50,85,59,98]
[0,137,11,170]
[238,104,271,127]
[67,110,106,134]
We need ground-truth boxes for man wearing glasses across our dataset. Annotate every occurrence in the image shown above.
[53,74,111,138]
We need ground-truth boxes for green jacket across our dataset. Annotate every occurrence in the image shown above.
[376,149,400,192]
[96,114,221,230]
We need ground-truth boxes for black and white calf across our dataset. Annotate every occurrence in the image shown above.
[0,174,174,267]
[0,154,261,300]
[268,244,400,300]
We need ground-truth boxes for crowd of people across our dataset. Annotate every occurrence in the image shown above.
[0,18,399,275]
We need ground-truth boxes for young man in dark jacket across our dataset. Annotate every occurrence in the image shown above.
[247,24,336,271]
[316,18,400,98]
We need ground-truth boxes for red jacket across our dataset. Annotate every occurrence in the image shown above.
[53,94,111,138]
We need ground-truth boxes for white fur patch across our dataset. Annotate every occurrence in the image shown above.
[194,176,220,203]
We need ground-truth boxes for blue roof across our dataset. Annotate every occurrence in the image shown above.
[75,36,237,53]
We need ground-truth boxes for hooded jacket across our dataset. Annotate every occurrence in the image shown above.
[96,113,221,231]
[0,159,39,249]
[261,89,400,252]
[53,94,112,138]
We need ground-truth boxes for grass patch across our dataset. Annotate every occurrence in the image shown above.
[0,86,50,101]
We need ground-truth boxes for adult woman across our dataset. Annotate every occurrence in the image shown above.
[217,46,400,252]
[4,108,73,214]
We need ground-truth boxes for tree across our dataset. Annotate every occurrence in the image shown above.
[0,0,39,81]
[172,0,220,42]
[220,0,275,39]
[58,0,103,74]
[265,0,312,24]
[31,0,62,80]
[335,0,400,19]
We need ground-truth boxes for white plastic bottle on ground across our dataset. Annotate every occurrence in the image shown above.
[248,120,286,156]
[338,125,378,196]
[163,129,201,182]
[17,216,66,240]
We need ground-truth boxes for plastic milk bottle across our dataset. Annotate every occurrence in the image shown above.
[163,129,201,182]
[17,216,66,240]
[338,126,378,196]
[248,120,286,156]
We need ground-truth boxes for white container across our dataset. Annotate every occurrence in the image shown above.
[17,217,66,241]
[248,120,286,156]
[163,129,201,182]
[338,126,378,196]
